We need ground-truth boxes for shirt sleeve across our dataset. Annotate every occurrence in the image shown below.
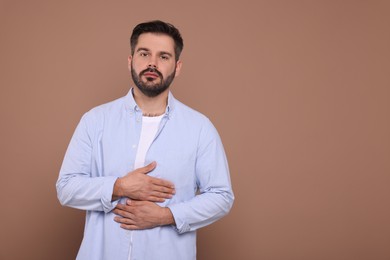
[167,119,235,234]
[56,113,119,213]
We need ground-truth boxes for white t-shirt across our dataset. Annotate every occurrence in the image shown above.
[129,114,164,260]
[134,115,164,168]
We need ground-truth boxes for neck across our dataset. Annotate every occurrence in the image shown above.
[132,87,168,116]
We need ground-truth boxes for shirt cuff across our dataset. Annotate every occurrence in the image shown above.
[101,176,120,213]
[167,204,191,234]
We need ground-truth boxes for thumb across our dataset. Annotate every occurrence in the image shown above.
[138,161,157,174]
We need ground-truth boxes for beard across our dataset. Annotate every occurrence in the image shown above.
[131,64,176,98]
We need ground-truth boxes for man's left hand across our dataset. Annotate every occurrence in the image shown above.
[113,200,175,230]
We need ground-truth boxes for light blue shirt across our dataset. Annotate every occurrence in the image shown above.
[56,89,234,260]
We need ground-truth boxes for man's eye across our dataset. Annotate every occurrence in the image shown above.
[161,55,169,60]
[140,53,148,57]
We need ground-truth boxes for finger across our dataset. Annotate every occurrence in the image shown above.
[147,196,167,203]
[113,208,135,218]
[113,208,125,217]
[126,199,143,206]
[120,224,141,230]
[114,216,136,225]
[149,190,174,200]
[137,161,157,174]
[114,203,135,213]
[114,203,129,211]
[150,177,175,190]
[152,185,176,195]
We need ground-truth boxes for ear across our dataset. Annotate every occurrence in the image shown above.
[174,60,183,77]
[127,55,132,71]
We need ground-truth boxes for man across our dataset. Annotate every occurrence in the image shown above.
[56,20,234,260]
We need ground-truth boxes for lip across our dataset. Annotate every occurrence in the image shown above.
[143,72,159,78]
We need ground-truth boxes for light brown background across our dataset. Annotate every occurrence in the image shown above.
[1,1,389,259]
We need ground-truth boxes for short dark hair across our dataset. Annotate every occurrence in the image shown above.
[130,20,184,61]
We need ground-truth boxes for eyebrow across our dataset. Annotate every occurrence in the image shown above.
[160,51,173,57]
[136,47,173,57]
[136,47,150,53]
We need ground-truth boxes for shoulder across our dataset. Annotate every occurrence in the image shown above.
[73,95,127,139]
[172,98,217,135]
[173,98,210,124]
[172,98,218,136]
[81,95,126,122]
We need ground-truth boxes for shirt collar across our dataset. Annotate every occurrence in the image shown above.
[124,88,175,116]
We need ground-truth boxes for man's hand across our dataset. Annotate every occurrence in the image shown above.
[112,162,175,202]
[113,200,175,230]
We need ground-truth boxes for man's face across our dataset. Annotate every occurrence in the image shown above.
[129,33,182,97]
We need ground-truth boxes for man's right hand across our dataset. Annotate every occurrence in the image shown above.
[112,162,175,202]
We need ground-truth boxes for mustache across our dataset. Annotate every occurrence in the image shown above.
[140,68,163,78]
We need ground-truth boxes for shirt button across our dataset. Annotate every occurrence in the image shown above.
[132,144,137,149]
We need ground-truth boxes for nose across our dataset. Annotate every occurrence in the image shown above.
[148,56,158,69]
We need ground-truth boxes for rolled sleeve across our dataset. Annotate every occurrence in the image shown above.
[101,176,120,213]
[167,204,191,234]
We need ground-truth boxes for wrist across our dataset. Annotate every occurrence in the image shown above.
[112,177,123,200]
[161,207,175,226]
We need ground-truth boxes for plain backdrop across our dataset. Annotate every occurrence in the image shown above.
[1,1,389,259]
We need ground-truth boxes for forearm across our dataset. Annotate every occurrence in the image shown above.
[167,189,234,233]
[56,174,118,212]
